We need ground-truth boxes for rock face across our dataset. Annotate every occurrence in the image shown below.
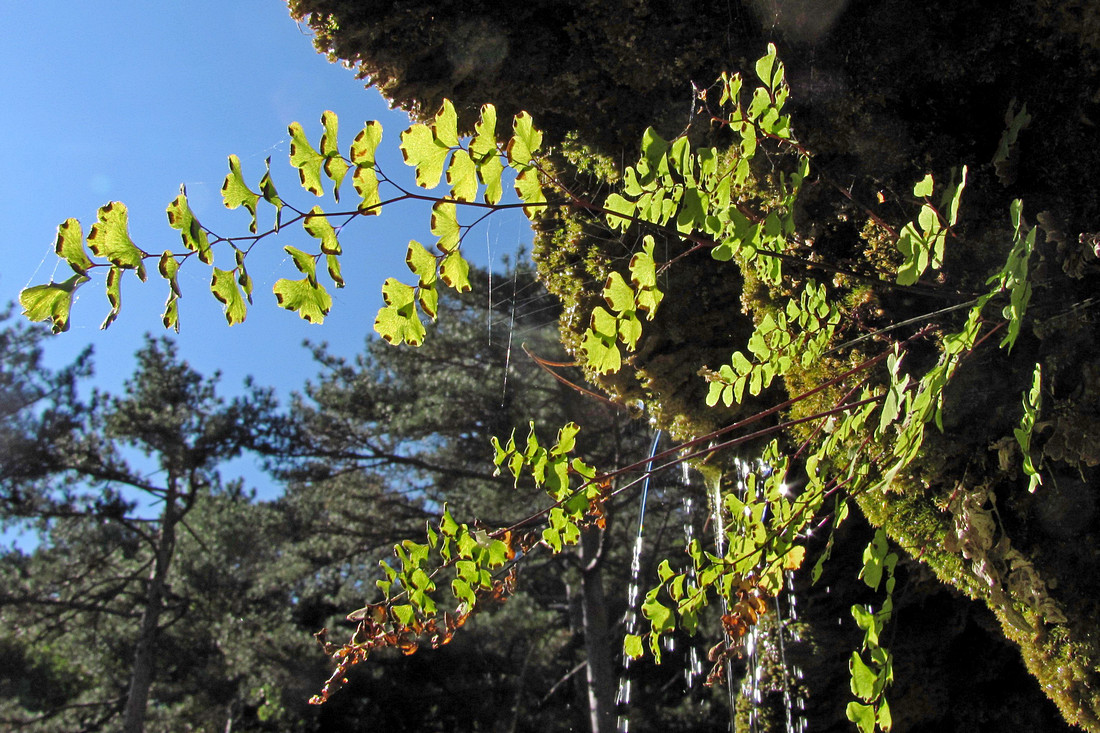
[291,0,1100,727]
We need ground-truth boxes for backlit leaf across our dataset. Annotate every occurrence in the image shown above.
[274,277,332,324]
[405,240,437,287]
[447,148,478,202]
[470,104,497,159]
[850,652,878,701]
[478,152,504,205]
[375,278,426,346]
[846,701,876,733]
[162,295,179,333]
[755,43,777,87]
[221,154,259,233]
[942,165,967,226]
[304,208,340,254]
[258,158,284,232]
[350,120,383,167]
[431,201,461,254]
[604,272,636,314]
[624,634,644,660]
[434,99,460,148]
[54,218,93,275]
[326,254,344,288]
[400,123,449,189]
[439,251,471,292]
[210,267,247,325]
[581,329,621,374]
[320,111,349,200]
[289,120,325,196]
[417,284,439,319]
[590,307,618,339]
[507,111,542,168]
[514,167,545,219]
[19,273,89,333]
[284,246,318,283]
[353,165,382,214]
[631,238,663,316]
[158,251,181,296]
[87,202,146,279]
[618,314,642,349]
[102,266,122,329]
[912,173,934,198]
[603,193,635,230]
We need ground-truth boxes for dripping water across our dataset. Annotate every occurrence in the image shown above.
[615,430,662,733]
[681,462,704,688]
[730,458,808,733]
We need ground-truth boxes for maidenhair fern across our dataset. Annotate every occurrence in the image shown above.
[20,43,1051,732]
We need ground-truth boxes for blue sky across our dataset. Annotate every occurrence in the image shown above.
[2,1,531,497]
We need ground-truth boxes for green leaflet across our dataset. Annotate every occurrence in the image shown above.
[405,240,437,288]
[304,207,341,255]
[478,152,505,206]
[850,652,879,701]
[471,104,504,204]
[234,247,253,305]
[221,154,259,233]
[433,99,460,148]
[375,278,426,346]
[102,266,122,329]
[603,193,635,230]
[430,201,461,254]
[470,104,497,159]
[446,148,478,202]
[912,174,934,198]
[579,240,665,373]
[354,166,382,214]
[1014,362,1043,492]
[630,237,663,315]
[845,529,897,732]
[19,273,89,333]
[166,187,213,264]
[273,276,332,324]
[54,218,93,275]
[351,120,383,167]
[603,272,635,314]
[158,251,181,333]
[994,199,1037,351]
[507,111,542,168]
[895,168,966,285]
[325,253,345,289]
[210,267,247,325]
[320,110,349,201]
[400,122,450,189]
[351,120,384,214]
[162,297,179,333]
[288,119,326,197]
[846,702,877,733]
[439,252,471,292]
[284,246,318,283]
[513,167,545,219]
[259,157,285,232]
[623,634,644,660]
[86,202,147,279]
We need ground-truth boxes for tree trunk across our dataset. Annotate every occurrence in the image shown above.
[580,526,615,733]
[121,476,180,733]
